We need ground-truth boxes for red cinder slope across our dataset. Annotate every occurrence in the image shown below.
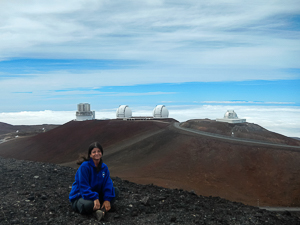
[103,124,300,207]
[0,119,172,163]
[0,119,299,207]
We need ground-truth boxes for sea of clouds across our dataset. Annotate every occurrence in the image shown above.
[0,105,299,138]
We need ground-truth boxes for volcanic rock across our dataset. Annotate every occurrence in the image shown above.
[1,157,299,225]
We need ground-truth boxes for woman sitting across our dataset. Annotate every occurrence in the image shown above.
[69,142,119,221]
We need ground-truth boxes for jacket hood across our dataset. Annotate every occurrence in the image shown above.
[88,158,103,170]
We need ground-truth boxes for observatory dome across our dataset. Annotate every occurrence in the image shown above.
[153,105,169,118]
[116,105,132,118]
[224,110,238,119]
[216,110,246,123]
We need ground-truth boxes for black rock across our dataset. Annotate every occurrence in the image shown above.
[131,208,139,217]
[27,196,34,201]
[41,195,47,200]
[170,216,176,222]
[0,156,299,225]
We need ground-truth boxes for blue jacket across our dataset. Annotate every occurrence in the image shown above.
[69,158,115,202]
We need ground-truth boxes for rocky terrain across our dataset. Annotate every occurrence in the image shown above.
[0,119,300,207]
[1,156,299,225]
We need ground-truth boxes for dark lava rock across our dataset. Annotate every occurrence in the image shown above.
[41,195,48,200]
[27,196,35,201]
[0,156,299,225]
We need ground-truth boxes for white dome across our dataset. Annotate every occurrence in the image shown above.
[224,110,238,119]
[153,105,169,118]
[116,105,132,118]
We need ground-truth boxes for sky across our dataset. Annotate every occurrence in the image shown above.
[0,0,300,137]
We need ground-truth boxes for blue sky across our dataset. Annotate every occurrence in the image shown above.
[0,0,300,137]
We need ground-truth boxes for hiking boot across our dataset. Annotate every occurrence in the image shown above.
[93,209,105,221]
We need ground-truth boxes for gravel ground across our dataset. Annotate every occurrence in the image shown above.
[0,157,299,225]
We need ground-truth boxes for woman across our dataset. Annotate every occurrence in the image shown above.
[69,142,119,221]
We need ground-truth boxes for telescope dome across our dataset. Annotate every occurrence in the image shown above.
[224,110,238,119]
[116,105,132,118]
[153,105,169,118]
[216,110,246,123]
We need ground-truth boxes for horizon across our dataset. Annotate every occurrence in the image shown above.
[0,1,299,137]
[0,104,299,138]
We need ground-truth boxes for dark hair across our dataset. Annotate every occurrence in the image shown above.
[77,142,103,171]
[87,142,103,157]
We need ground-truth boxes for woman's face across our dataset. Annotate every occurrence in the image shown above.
[90,147,102,161]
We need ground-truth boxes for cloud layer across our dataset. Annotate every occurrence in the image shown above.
[0,1,299,124]
[0,105,299,138]
[1,1,300,84]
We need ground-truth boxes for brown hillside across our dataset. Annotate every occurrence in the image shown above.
[0,122,15,134]
[181,119,300,146]
[0,119,299,207]
[0,122,59,143]
[0,119,172,163]
[0,122,59,135]
[104,124,300,207]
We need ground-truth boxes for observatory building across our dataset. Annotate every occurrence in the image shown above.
[153,105,169,118]
[216,110,246,123]
[116,105,132,118]
[76,103,95,121]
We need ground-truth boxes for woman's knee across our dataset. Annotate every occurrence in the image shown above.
[73,198,94,214]
[114,187,120,199]
[110,187,120,206]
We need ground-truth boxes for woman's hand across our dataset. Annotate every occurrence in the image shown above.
[93,199,100,211]
[101,201,111,212]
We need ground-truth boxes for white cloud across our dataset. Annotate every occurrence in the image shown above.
[1,0,299,77]
[170,105,300,137]
[0,1,299,119]
[201,101,295,105]
[1,105,299,137]
[0,110,74,125]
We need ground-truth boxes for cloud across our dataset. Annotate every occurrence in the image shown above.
[0,1,299,118]
[170,105,300,137]
[1,105,299,137]
[0,110,74,125]
[201,101,295,105]
[1,1,299,77]
[102,92,177,97]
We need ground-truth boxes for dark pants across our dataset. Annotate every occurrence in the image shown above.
[71,187,120,214]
